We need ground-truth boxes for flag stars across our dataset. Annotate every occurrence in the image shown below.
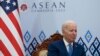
[1,0,18,13]
[5,6,10,10]
[12,1,16,6]
[6,0,10,4]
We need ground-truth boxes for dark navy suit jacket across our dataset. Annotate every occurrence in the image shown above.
[47,39,86,56]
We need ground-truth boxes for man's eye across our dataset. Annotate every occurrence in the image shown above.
[70,30,73,32]
[75,30,77,32]
[70,30,77,32]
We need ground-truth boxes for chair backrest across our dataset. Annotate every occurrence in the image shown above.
[32,33,63,56]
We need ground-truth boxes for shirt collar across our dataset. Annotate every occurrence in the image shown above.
[63,37,73,46]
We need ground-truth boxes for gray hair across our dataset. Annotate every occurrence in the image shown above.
[62,20,77,32]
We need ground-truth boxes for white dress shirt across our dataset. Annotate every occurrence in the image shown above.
[63,38,73,53]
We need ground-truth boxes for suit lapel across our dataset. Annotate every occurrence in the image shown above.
[72,42,78,56]
[60,40,69,56]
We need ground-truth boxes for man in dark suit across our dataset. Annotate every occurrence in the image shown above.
[47,20,86,56]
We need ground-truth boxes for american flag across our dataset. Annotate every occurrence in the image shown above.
[0,0,25,56]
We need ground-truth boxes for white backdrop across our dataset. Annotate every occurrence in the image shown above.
[18,0,100,56]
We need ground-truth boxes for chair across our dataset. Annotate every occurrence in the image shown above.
[32,33,63,56]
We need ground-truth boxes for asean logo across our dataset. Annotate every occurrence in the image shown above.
[20,4,27,11]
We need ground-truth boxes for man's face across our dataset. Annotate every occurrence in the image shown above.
[63,23,77,43]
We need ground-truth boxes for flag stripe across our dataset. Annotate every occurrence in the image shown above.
[0,6,25,55]
[8,12,22,39]
[0,51,4,56]
[0,28,18,56]
[0,40,11,56]
[0,0,25,55]
[13,9,23,36]
[0,19,24,56]
[13,9,22,29]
